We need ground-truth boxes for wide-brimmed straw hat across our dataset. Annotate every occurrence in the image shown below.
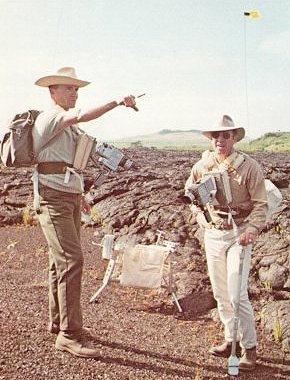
[35,67,90,88]
[202,115,245,142]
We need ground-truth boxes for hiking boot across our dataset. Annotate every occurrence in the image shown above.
[209,341,241,358]
[239,347,256,371]
[55,333,100,358]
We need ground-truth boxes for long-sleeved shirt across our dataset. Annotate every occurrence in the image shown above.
[185,149,268,235]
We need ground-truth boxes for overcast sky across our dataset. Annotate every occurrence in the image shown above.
[0,0,289,141]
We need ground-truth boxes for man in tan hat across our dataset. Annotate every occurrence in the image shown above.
[33,67,138,358]
[185,115,268,371]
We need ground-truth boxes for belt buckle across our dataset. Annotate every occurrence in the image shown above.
[215,222,232,230]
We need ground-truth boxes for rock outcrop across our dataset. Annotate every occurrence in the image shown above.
[0,148,289,347]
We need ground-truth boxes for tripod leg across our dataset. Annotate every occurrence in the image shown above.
[172,292,183,313]
[89,258,116,303]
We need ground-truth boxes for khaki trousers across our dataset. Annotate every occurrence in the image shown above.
[38,185,83,337]
[204,226,257,349]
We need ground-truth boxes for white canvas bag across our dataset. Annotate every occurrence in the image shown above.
[120,244,169,289]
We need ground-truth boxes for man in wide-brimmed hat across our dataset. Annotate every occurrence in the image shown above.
[33,66,138,358]
[185,115,268,371]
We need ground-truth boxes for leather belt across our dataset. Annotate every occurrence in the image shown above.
[38,162,73,175]
[214,206,251,219]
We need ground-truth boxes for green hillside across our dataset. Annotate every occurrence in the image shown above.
[112,129,290,152]
[238,132,290,152]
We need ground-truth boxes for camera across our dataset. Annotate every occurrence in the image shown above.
[95,142,133,171]
[184,175,217,207]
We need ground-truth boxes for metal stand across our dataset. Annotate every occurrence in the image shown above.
[155,231,182,312]
[89,231,182,312]
[228,247,246,376]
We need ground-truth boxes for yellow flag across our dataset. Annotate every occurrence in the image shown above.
[244,10,260,18]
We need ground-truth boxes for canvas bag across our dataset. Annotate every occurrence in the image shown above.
[120,244,169,289]
[0,110,41,167]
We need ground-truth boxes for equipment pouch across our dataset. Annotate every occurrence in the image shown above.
[73,133,95,171]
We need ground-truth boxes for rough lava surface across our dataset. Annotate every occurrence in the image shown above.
[0,148,289,379]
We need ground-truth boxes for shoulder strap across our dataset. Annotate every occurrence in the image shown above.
[230,151,246,170]
[200,150,215,171]
[34,114,68,163]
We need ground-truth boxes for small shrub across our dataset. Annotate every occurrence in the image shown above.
[263,279,273,292]
[273,318,283,344]
[22,206,34,226]
[90,208,103,225]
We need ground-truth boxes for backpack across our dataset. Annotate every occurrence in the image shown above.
[0,110,41,167]
[264,178,283,222]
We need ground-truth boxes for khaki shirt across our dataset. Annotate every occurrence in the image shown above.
[32,105,83,193]
[185,150,268,235]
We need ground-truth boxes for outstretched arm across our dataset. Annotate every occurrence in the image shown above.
[58,95,137,128]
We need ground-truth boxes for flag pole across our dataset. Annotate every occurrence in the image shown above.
[242,10,260,134]
[243,13,250,132]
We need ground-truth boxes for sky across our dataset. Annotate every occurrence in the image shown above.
[0,0,289,142]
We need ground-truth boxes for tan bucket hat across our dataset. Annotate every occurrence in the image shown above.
[35,67,90,88]
[202,115,245,142]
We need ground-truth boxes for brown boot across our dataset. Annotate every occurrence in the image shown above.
[55,333,100,358]
[239,347,256,371]
[209,341,241,358]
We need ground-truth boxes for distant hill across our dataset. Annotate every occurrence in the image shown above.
[111,129,290,152]
[111,129,210,150]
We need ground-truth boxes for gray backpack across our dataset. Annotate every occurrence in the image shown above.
[0,110,41,167]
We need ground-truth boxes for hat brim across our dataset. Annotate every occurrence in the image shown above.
[202,126,245,142]
[35,75,90,88]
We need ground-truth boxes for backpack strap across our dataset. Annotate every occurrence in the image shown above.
[229,151,246,171]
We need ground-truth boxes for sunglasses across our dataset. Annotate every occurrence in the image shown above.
[211,131,233,140]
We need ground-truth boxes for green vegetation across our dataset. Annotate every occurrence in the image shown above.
[238,132,290,152]
[111,129,290,152]
[273,318,283,344]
